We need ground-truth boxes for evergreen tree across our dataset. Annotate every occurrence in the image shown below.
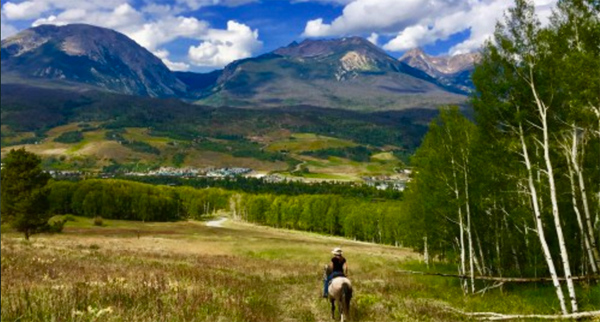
[1,149,51,239]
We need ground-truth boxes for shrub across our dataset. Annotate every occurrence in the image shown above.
[93,216,103,227]
[45,219,67,233]
[54,131,84,144]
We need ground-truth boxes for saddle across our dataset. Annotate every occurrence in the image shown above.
[327,271,346,285]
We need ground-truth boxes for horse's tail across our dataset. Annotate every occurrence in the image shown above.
[341,282,352,315]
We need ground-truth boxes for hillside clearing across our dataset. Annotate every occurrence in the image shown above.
[2,217,598,321]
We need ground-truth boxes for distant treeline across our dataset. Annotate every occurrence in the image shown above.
[48,180,231,222]
[121,176,402,200]
[301,146,372,162]
[47,179,406,245]
[235,194,405,245]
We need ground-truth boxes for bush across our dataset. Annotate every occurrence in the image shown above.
[45,219,67,233]
[93,216,103,227]
[54,131,84,144]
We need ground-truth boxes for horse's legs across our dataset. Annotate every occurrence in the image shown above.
[331,299,336,320]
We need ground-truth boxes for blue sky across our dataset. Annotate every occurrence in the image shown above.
[0,0,557,72]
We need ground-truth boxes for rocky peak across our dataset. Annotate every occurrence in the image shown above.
[399,48,480,77]
[273,36,386,59]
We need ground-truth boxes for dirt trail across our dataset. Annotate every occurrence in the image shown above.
[206,218,227,228]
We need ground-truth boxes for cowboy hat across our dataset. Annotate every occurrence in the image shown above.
[331,247,343,256]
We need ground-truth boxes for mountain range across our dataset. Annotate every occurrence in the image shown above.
[1,24,477,111]
[398,48,480,93]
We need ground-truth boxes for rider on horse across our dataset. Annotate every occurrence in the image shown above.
[323,247,348,298]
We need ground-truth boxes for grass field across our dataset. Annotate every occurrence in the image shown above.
[2,217,598,322]
[1,126,402,179]
[266,133,357,153]
[0,125,289,172]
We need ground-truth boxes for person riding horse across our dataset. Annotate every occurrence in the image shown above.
[323,247,348,298]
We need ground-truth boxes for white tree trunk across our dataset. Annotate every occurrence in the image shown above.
[564,128,599,273]
[464,160,475,293]
[519,123,568,315]
[452,156,468,294]
[531,80,578,313]
[570,130,600,269]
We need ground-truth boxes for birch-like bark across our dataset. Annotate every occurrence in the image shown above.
[530,76,578,312]
[570,129,600,269]
[564,128,599,273]
[451,156,468,294]
[519,123,568,315]
[463,156,475,293]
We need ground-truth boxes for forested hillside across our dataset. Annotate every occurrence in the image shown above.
[403,0,599,314]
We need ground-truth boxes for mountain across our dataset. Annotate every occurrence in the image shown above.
[1,24,469,111]
[398,48,480,92]
[198,37,467,111]
[1,24,187,97]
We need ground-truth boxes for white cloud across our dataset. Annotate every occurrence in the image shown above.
[1,20,19,39]
[32,4,145,31]
[128,16,209,51]
[366,32,378,46]
[154,49,190,71]
[303,0,463,37]
[2,1,49,20]
[304,0,558,55]
[188,20,262,67]
[2,0,129,20]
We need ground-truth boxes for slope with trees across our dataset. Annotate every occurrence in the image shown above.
[403,0,600,314]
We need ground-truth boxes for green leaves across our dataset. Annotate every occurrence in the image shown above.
[1,149,51,239]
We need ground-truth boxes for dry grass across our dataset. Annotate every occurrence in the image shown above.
[0,218,468,322]
[3,219,598,322]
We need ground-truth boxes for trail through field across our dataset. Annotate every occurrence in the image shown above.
[206,217,227,227]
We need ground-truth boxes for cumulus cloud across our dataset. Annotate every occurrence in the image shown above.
[366,32,378,46]
[2,0,127,20]
[188,20,262,67]
[32,4,145,31]
[128,16,209,51]
[154,49,191,71]
[3,1,49,20]
[304,0,558,55]
[303,0,464,37]
[1,21,19,39]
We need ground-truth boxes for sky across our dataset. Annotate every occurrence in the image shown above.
[0,0,558,72]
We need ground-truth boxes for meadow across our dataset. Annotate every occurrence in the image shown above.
[2,217,598,322]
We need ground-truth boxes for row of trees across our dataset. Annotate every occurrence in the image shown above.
[48,179,406,245]
[127,176,403,200]
[404,0,599,314]
[48,180,232,222]
[233,193,405,245]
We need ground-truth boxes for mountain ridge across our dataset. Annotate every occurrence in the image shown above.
[1,24,472,111]
[1,24,187,97]
[398,48,480,92]
[200,36,468,110]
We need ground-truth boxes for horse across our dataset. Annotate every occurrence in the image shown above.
[328,276,353,321]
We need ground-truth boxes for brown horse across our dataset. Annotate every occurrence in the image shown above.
[328,276,353,321]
